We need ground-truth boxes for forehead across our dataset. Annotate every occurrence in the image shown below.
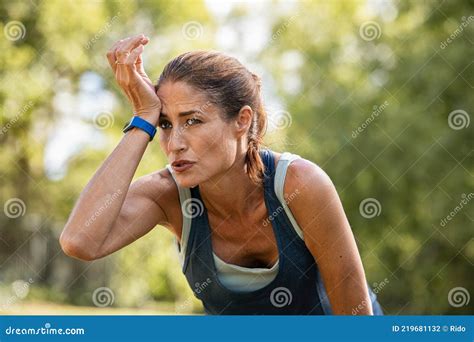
[157,81,211,111]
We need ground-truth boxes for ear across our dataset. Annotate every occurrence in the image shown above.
[234,105,253,138]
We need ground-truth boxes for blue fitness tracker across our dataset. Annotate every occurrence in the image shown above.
[122,116,157,141]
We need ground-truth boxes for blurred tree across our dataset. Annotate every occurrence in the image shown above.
[261,0,473,314]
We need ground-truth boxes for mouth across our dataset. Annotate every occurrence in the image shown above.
[171,161,196,173]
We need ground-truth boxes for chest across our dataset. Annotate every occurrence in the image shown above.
[207,202,279,269]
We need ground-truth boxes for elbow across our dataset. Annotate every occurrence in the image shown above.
[59,231,97,261]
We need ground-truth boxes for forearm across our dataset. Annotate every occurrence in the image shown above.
[60,127,152,257]
[326,270,373,315]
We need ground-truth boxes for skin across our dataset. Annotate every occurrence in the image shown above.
[60,34,373,315]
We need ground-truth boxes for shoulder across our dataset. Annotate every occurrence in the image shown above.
[132,167,177,202]
[131,167,182,236]
[283,156,335,204]
[283,156,345,246]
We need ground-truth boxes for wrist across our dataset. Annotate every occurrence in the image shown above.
[123,116,157,141]
[133,110,160,126]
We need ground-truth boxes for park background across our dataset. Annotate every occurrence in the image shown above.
[0,0,472,315]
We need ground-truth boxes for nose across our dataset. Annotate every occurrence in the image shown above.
[167,126,187,153]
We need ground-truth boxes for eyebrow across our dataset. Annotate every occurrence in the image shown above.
[159,110,204,118]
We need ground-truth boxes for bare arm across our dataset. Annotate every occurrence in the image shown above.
[285,158,373,315]
[59,129,167,261]
[59,34,166,261]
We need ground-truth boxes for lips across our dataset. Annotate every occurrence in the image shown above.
[171,160,195,172]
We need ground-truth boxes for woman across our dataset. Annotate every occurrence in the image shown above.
[60,34,383,315]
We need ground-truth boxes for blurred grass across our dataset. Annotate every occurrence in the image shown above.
[1,300,189,315]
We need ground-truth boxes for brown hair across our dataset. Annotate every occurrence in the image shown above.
[156,50,268,185]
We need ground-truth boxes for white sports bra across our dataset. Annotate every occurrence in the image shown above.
[166,151,305,292]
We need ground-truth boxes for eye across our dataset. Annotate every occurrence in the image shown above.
[158,120,172,130]
[184,118,202,127]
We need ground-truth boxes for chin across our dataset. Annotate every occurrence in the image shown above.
[176,176,199,189]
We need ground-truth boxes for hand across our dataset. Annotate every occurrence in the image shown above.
[106,34,161,125]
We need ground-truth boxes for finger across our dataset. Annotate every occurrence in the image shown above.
[135,48,148,76]
[122,34,149,53]
[114,44,144,87]
[107,38,130,72]
[107,36,137,67]
[123,44,145,70]
[116,34,148,61]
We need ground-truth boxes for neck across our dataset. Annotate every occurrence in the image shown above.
[198,152,264,220]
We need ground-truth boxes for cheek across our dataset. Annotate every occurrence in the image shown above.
[204,125,234,151]
[158,134,168,152]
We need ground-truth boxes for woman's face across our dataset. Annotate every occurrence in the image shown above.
[156,81,240,188]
